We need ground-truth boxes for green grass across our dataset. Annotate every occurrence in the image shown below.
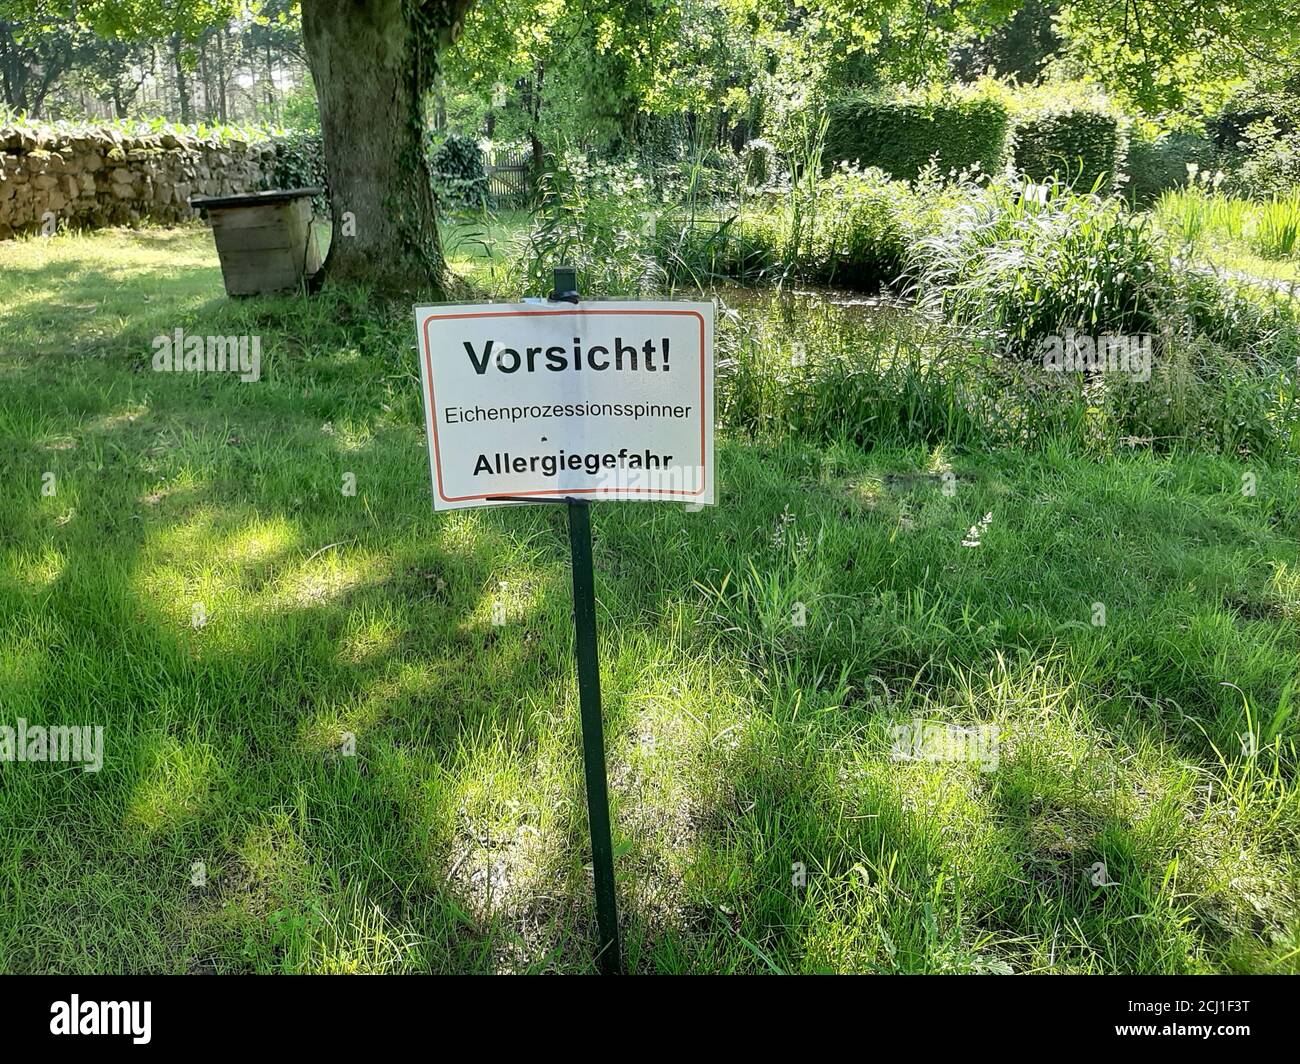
[0,225,1297,974]
[1192,246,1300,288]
[1154,187,1300,281]
[442,209,532,291]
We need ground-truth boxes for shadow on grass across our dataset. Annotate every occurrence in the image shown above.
[1,229,1296,973]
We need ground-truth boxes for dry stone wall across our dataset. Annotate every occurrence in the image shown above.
[0,126,286,240]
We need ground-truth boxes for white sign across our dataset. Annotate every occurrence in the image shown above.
[414,301,714,511]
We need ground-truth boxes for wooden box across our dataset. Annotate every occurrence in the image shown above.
[191,188,324,297]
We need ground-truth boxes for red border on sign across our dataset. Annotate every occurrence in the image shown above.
[420,308,709,503]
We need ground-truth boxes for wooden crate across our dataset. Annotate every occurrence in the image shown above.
[191,188,324,297]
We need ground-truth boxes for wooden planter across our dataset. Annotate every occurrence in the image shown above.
[191,187,324,297]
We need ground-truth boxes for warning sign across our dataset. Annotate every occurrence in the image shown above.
[414,301,714,510]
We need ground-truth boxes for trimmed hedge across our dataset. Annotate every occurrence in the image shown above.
[824,92,1011,181]
[1011,106,1126,192]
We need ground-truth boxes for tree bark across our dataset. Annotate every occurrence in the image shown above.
[0,23,19,110]
[300,0,472,294]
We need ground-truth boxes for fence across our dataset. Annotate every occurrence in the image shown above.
[485,148,533,208]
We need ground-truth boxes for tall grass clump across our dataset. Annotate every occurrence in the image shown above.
[669,166,916,291]
[1155,182,1300,260]
[1154,184,1244,251]
[715,300,1000,447]
[713,284,1297,460]
[910,177,1165,355]
[1254,192,1300,259]
[516,150,664,296]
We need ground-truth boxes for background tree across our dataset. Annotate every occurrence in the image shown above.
[298,0,474,292]
[5,0,1300,293]
[0,1,96,115]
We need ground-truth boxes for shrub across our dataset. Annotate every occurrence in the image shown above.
[1208,85,1299,151]
[1210,84,1300,197]
[1227,120,1300,198]
[1012,105,1126,193]
[909,178,1166,355]
[279,84,321,131]
[428,132,488,210]
[823,89,1011,181]
[713,284,1297,458]
[265,130,328,214]
[519,152,660,296]
[666,210,782,284]
[1125,131,1217,206]
[1167,268,1299,362]
[743,138,779,189]
[666,167,914,290]
[796,167,913,287]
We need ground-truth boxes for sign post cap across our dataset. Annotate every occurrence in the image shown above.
[550,265,579,303]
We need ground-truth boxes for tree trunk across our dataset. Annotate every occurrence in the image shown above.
[301,0,472,294]
[199,35,214,121]
[529,61,546,197]
[172,34,191,124]
[0,22,28,111]
[216,29,228,123]
[432,74,447,131]
[265,41,276,122]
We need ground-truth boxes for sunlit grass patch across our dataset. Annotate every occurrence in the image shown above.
[0,226,1296,974]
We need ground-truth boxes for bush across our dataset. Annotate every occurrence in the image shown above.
[1226,120,1300,198]
[265,131,328,214]
[666,167,914,290]
[279,84,321,131]
[666,209,783,284]
[1169,268,1300,361]
[795,168,913,287]
[1209,84,1300,197]
[428,132,488,210]
[906,175,1299,451]
[743,139,779,189]
[1208,85,1299,151]
[1125,131,1217,206]
[823,89,1010,181]
[1012,105,1126,193]
[520,152,660,296]
[713,282,1297,458]
[909,178,1166,355]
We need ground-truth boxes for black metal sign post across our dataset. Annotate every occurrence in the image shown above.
[565,495,621,974]
[550,266,622,974]
[426,266,713,974]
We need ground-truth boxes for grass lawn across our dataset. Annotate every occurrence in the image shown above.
[1200,246,1300,289]
[0,226,1297,973]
